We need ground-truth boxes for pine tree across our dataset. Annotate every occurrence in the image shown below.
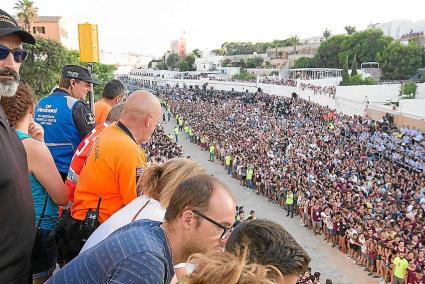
[342,55,349,85]
[351,53,358,76]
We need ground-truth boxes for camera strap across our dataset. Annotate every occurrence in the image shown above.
[36,194,49,230]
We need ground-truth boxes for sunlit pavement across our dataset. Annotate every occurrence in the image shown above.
[161,108,379,284]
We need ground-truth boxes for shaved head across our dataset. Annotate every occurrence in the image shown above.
[119,90,161,144]
[122,90,161,118]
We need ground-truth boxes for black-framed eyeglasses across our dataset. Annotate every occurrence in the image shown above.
[192,210,234,240]
[0,44,28,63]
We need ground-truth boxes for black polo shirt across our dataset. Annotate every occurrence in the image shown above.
[0,104,35,284]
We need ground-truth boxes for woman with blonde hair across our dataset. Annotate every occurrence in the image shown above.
[182,250,282,284]
[81,158,205,252]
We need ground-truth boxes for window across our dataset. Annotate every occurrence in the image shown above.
[33,26,46,34]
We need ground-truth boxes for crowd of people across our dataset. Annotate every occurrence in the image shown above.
[161,86,425,284]
[260,77,298,87]
[299,82,336,98]
[0,8,312,284]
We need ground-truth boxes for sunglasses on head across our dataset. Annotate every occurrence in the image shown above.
[0,45,28,63]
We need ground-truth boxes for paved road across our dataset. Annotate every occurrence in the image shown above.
[161,109,379,284]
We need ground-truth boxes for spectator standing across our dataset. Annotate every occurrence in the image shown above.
[93,79,126,125]
[0,9,36,284]
[35,65,96,180]
[62,90,160,263]
[1,83,68,282]
[48,175,236,284]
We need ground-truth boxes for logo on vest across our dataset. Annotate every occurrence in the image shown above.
[84,113,95,125]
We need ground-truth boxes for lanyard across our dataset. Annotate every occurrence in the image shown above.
[116,121,137,143]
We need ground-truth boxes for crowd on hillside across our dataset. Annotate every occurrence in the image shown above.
[161,87,425,284]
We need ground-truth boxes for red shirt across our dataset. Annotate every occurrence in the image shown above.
[65,122,107,202]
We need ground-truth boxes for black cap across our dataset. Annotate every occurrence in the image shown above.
[0,9,35,44]
[62,65,97,85]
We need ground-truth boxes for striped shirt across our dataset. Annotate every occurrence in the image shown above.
[48,220,174,284]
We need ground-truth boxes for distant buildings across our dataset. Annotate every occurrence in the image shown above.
[16,16,71,48]
[171,37,187,57]
[368,19,425,39]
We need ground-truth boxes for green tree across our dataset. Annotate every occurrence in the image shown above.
[156,61,168,70]
[90,62,117,101]
[377,41,423,80]
[21,38,116,101]
[212,48,225,56]
[341,55,349,85]
[400,81,417,98]
[233,69,255,81]
[179,60,190,72]
[294,57,313,68]
[290,35,300,54]
[315,35,347,68]
[192,49,201,58]
[351,53,358,76]
[14,0,38,32]
[337,29,392,68]
[21,38,67,100]
[166,53,180,70]
[344,25,356,35]
[222,59,231,67]
[185,54,196,70]
[323,29,331,40]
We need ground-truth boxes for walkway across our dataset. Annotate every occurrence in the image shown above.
[161,109,379,284]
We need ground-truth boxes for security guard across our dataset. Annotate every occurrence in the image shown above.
[35,65,96,180]
[174,125,179,142]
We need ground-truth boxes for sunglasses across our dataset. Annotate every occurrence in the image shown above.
[0,45,28,63]
[192,210,234,240]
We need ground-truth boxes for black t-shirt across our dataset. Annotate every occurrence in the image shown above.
[0,105,35,284]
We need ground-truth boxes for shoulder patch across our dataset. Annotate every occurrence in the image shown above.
[84,113,95,125]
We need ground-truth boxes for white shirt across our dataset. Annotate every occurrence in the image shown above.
[80,195,166,253]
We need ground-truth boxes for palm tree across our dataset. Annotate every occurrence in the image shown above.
[344,25,356,35]
[14,0,38,33]
[290,35,300,54]
[323,29,331,40]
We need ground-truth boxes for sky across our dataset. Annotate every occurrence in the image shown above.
[3,0,425,57]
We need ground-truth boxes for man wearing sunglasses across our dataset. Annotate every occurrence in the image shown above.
[34,65,96,180]
[48,174,236,284]
[0,8,36,284]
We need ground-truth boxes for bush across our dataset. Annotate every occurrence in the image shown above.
[233,69,256,81]
[400,81,417,98]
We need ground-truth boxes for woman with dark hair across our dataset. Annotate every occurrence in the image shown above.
[1,82,68,283]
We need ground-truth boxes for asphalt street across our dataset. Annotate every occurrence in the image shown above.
[161,108,379,284]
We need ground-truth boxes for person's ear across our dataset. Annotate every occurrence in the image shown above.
[181,210,195,230]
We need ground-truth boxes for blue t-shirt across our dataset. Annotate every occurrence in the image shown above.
[47,220,174,284]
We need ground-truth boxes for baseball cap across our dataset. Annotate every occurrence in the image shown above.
[62,65,98,85]
[0,9,35,44]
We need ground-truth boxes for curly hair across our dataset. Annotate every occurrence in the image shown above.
[183,250,282,284]
[0,82,34,127]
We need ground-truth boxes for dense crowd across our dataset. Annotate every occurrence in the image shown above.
[144,125,183,163]
[161,87,425,284]
[299,82,336,98]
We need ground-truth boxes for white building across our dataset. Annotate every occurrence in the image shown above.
[368,19,425,39]
[195,55,223,72]
[100,51,153,68]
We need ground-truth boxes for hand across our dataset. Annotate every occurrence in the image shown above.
[28,121,44,142]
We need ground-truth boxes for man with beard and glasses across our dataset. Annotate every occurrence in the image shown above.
[0,8,36,284]
[48,174,236,284]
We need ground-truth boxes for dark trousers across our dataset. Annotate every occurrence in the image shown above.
[286,204,294,218]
